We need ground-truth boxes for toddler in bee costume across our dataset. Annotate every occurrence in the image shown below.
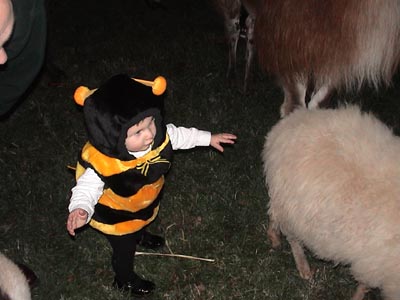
[67,74,237,297]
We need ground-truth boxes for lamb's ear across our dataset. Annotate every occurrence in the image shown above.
[16,263,38,288]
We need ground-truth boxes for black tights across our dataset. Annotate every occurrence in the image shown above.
[105,231,143,283]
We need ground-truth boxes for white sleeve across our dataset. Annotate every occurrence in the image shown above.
[166,123,211,150]
[68,168,104,223]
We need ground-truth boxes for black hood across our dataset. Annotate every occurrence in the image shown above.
[82,74,166,160]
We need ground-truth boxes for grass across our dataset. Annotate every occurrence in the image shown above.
[1,0,399,299]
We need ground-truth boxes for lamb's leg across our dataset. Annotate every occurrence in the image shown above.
[287,239,313,280]
[351,283,369,300]
[381,282,400,300]
[267,219,281,249]
[280,80,307,117]
[243,12,255,92]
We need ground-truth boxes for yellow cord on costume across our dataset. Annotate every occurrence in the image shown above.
[136,155,170,176]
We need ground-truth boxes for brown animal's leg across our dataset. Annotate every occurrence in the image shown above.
[287,239,313,280]
[351,283,369,300]
[223,1,241,80]
[243,13,255,92]
[267,219,281,249]
[280,80,307,117]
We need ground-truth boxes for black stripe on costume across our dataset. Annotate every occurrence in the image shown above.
[78,141,173,197]
[92,194,162,225]
[106,162,171,197]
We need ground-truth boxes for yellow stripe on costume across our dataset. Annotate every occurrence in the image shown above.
[99,176,164,212]
[80,135,170,177]
[75,161,86,181]
[89,206,159,235]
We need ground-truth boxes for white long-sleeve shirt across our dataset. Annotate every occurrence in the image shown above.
[68,124,211,222]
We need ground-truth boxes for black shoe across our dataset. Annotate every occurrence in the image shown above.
[138,231,165,250]
[113,275,155,297]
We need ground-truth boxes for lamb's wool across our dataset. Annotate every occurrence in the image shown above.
[263,105,400,299]
[0,253,31,300]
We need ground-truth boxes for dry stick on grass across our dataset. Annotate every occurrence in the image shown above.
[135,251,215,262]
[135,223,215,262]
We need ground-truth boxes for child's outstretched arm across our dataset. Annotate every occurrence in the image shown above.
[210,133,237,152]
[67,208,88,236]
[67,168,104,236]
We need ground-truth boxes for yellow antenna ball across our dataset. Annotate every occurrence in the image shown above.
[152,76,167,95]
[133,76,167,96]
[74,86,97,106]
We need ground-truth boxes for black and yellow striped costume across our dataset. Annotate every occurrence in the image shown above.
[76,133,172,236]
[74,73,173,236]
[72,73,173,288]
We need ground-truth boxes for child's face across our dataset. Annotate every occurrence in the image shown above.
[125,116,157,152]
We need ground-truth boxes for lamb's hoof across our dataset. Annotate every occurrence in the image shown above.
[299,267,313,280]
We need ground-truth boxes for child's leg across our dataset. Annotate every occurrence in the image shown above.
[138,230,165,250]
[106,232,139,283]
[105,232,155,296]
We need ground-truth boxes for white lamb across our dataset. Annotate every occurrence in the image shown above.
[0,252,31,300]
[262,105,400,300]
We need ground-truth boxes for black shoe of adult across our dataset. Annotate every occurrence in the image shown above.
[113,276,155,297]
[138,231,165,250]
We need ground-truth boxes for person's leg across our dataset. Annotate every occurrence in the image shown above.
[138,230,165,250]
[106,232,156,297]
[106,232,138,283]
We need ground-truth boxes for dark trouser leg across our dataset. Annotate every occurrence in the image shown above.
[105,231,156,296]
[105,232,140,283]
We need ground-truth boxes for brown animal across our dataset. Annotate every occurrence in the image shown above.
[213,0,261,92]
[255,0,400,117]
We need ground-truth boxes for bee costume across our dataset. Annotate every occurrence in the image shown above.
[69,73,214,295]
[74,74,173,236]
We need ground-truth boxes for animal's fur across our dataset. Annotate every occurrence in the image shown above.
[213,0,261,91]
[262,105,400,300]
[255,0,400,117]
[0,253,31,300]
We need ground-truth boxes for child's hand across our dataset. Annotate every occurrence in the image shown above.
[67,208,88,236]
[210,133,237,152]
